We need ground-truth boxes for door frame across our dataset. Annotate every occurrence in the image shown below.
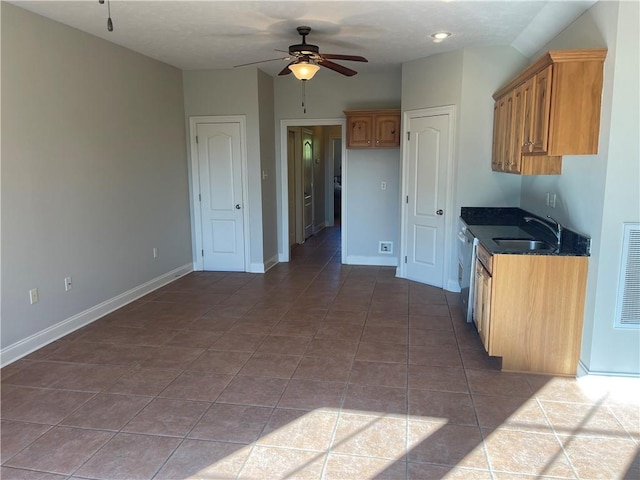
[189,115,250,271]
[302,128,315,241]
[326,134,342,227]
[279,118,346,263]
[398,106,457,289]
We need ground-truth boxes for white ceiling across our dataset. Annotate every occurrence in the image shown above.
[10,0,597,77]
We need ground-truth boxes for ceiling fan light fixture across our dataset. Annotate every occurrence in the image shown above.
[289,60,320,81]
[430,31,452,43]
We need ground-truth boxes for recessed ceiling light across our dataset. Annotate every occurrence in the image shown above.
[430,32,452,42]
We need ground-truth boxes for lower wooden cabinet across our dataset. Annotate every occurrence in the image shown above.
[473,244,588,376]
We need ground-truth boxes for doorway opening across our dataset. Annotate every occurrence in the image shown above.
[279,119,346,263]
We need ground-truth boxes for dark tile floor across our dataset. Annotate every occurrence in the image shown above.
[1,226,639,479]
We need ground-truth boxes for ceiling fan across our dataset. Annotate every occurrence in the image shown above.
[235,26,368,80]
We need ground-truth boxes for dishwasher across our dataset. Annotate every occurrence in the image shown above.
[457,220,478,323]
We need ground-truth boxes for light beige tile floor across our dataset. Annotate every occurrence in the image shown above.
[1,226,639,479]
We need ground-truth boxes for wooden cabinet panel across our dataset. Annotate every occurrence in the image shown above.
[548,60,605,155]
[347,115,373,148]
[374,114,400,147]
[345,109,400,148]
[491,49,606,175]
[491,102,502,171]
[530,65,553,154]
[491,96,511,172]
[474,259,492,352]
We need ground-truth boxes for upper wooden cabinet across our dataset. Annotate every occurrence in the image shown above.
[492,49,607,175]
[344,109,401,148]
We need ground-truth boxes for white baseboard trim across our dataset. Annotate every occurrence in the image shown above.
[577,360,640,378]
[445,279,461,293]
[263,254,279,273]
[345,255,398,267]
[249,254,279,274]
[248,262,265,274]
[0,263,193,367]
[577,361,589,378]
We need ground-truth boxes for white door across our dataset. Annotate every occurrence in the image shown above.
[196,122,245,271]
[404,113,451,286]
[287,129,298,248]
[302,130,314,239]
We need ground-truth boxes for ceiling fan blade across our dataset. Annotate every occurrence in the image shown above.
[278,62,295,76]
[319,59,358,77]
[321,53,368,62]
[234,57,287,68]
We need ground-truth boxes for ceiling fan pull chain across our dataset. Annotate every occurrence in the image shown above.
[302,80,307,114]
[98,0,114,32]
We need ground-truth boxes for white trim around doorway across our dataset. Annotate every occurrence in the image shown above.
[279,118,347,263]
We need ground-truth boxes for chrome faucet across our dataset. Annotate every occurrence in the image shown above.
[524,215,563,247]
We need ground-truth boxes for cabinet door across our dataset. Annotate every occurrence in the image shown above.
[530,65,553,154]
[519,77,535,154]
[479,265,492,352]
[473,259,492,352]
[507,86,525,173]
[491,102,503,171]
[347,115,373,148]
[492,97,511,172]
[374,114,400,147]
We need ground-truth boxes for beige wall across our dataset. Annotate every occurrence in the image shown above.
[1,3,192,358]
[182,68,266,271]
[258,70,278,268]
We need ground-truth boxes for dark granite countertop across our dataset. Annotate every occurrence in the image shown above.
[460,207,590,256]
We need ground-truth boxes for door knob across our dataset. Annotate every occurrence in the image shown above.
[436,209,444,215]
[235,204,241,210]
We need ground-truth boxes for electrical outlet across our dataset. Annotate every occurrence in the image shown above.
[381,181,387,190]
[64,276,72,292]
[29,288,39,305]
[153,247,158,258]
[549,193,557,208]
[379,241,393,254]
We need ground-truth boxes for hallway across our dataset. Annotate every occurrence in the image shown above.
[2,226,639,479]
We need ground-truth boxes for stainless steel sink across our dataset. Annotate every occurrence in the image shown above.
[493,238,556,251]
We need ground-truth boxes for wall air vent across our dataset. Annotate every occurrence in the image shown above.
[615,223,640,328]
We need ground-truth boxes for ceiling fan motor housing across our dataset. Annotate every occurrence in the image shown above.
[289,26,320,56]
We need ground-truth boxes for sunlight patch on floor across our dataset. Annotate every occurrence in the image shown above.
[188,409,448,480]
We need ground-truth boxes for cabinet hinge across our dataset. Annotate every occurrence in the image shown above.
[406,195,409,204]
[407,131,410,141]
[196,135,199,144]
[201,249,204,257]
[404,256,408,263]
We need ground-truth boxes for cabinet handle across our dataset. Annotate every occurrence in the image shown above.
[523,140,534,153]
